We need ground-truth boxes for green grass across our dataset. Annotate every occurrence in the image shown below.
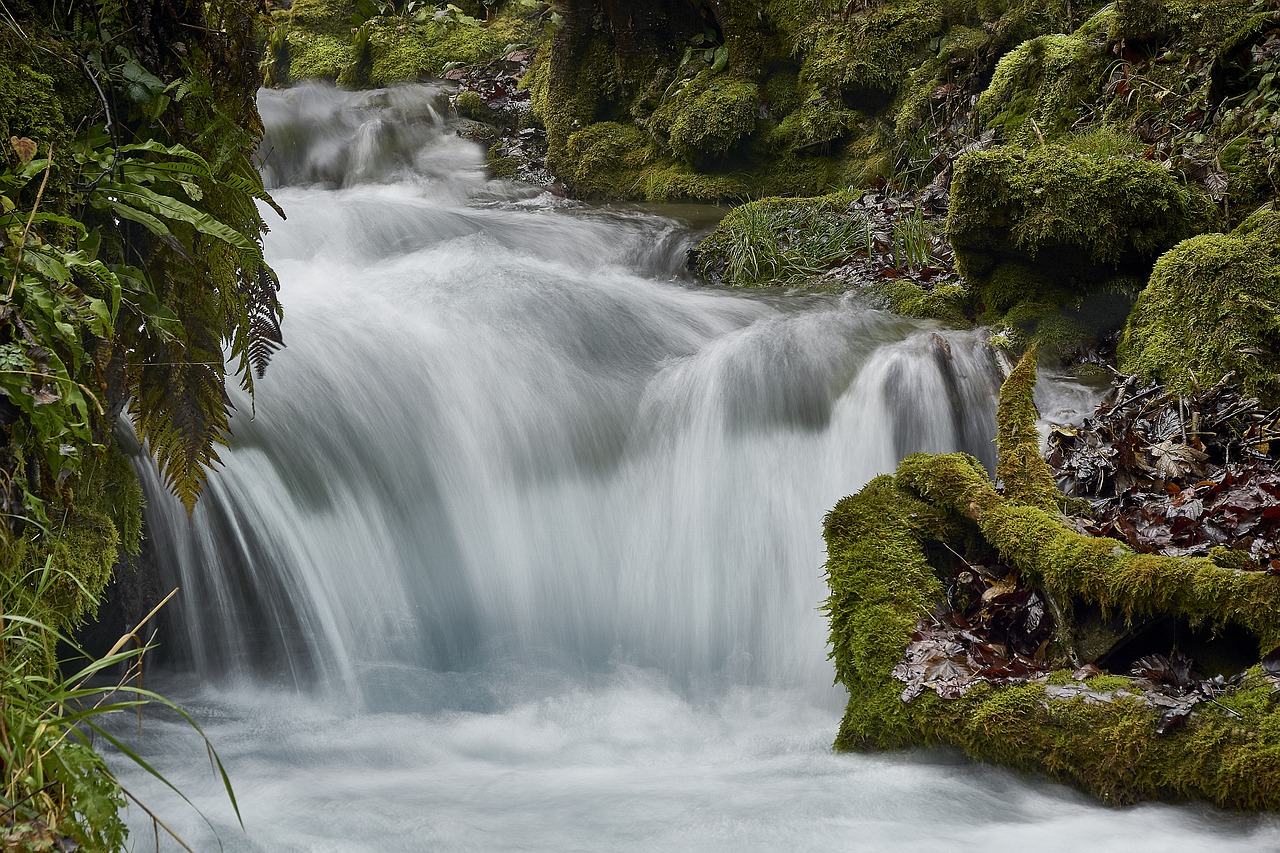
[1,562,237,851]
[703,195,871,286]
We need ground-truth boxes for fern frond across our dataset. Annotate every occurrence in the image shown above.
[129,332,230,514]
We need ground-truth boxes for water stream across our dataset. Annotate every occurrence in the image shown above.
[111,84,1280,851]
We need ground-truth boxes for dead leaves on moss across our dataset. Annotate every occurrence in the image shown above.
[1048,372,1280,567]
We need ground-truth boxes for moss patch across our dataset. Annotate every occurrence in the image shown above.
[976,26,1104,146]
[649,73,760,165]
[0,445,144,635]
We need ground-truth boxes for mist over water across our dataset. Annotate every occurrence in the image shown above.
[113,84,1280,851]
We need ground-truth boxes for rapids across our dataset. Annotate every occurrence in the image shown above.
[110,83,1280,851]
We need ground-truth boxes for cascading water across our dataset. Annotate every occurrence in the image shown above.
[112,84,1280,851]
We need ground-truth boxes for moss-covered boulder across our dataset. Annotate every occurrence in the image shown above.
[825,352,1280,809]
[1120,205,1280,403]
[947,144,1216,346]
[648,73,760,165]
[976,27,1104,146]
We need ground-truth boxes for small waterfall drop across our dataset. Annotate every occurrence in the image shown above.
[115,84,1280,852]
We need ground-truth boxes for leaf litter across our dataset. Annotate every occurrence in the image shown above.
[891,371,1280,732]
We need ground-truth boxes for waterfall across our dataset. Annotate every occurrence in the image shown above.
[114,84,1278,851]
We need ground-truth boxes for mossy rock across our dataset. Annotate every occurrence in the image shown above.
[976,24,1106,146]
[274,3,536,88]
[948,144,1216,290]
[285,0,359,37]
[639,162,748,203]
[825,359,1280,809]
[563,121,652,197]
[1109,0,1258,44]
[798,1,947,107]
[1119,205,1280,404]
[283,29,352,81]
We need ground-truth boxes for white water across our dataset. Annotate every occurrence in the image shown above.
[112,84,1280,851]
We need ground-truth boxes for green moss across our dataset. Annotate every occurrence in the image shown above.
[1119,205,1280,403]
[563,121,652,198]
[639,162,748,203]
[648,72,760,164]
[527,33,617,174]
[827,367,1280,807]
[366,18,512,85]
[894,451,1280,650]
[823,474,952,749]
[455,89,496,123]
[285,29,352,81]
[948,144,1216,283]
[799,1,947,103]
[995,348,1059,510]
[0,445,143,635]
[765,96,860,153]
[276,3,537,88]
[1110,0,1257,44]
[947,143,1212,350]
[1083,674,1134,691]
[977,29,1103,145]
[872,280,973,326]
[286,0,358,37]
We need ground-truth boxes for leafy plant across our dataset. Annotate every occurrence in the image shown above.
[0,2,280,846]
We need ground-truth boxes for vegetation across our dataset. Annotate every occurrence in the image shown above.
[0,0,279,846]
[266,0,546,88]
[694,193,868,286]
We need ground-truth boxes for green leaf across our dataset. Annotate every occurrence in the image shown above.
[99,181,258,252]
[711,45,729,74]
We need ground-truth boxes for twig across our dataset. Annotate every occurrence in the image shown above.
[7,146,55,301]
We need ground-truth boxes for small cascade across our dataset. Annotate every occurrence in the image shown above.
[109,83,1279,852]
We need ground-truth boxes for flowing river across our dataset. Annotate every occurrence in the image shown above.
[110,84,1280,851]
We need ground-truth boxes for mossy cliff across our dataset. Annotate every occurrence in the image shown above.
[688,0,1278,360]
[825,351,1280,809]
[264,0,544,88]
[525,0,1119,200]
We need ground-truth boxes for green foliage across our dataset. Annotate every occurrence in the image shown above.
[1120,204,1280,403]
[0,2,274,847]
[0,1,285,516]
